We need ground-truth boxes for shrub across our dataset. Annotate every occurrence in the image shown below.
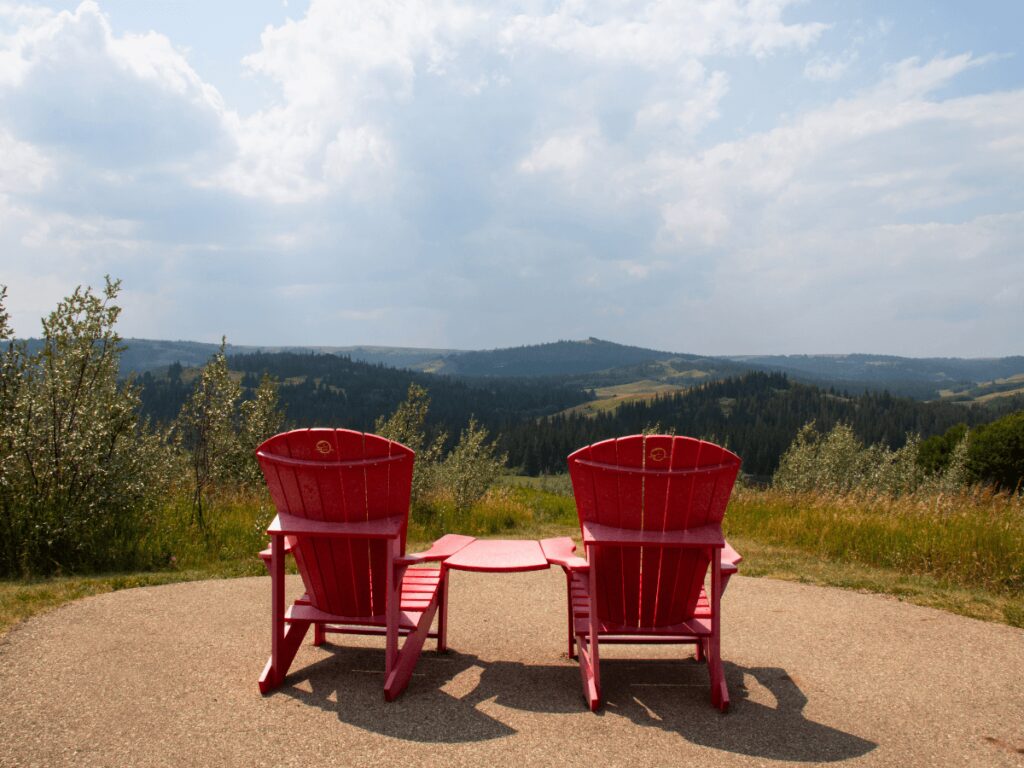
[173,342,283,529]
[773,421,938,496]
[917,423,968,475]
[375,383,445,504]
[0,279,173,576]
[967,411,1024,492]
[438,417,507,512]
[377,388,507,528]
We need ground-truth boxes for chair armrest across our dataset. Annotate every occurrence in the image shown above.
[397,534,476,565]
[267,512,403,539]
[540,536,588,570]
[582,520,725,548]
[258,536,295,570]
[721,540,742,574]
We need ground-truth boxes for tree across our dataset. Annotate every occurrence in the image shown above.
[439,418,507,512]
[375,384,445,504]
[917,423,968,475]
[0,286,27,571]
[968,411,1024,492]
[0,279,171,576]
[236,373,285,487]
[173,340,241,529]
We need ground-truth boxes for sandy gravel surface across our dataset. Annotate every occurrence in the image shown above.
[1,571,1022,767]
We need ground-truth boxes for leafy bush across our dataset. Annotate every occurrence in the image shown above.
[774,422,922,495]
[376,387,507,528]
[375,383,445,504]
[773,420,977,498]
[917,423,968,475]
[0,279,173,576]
[967,411,1024,492]
[437,417,507,512]
[173,341,282,529]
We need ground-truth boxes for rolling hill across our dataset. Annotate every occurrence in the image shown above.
[19,336,1024,401]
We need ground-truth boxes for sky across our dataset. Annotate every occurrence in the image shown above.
[0,1,1022,357]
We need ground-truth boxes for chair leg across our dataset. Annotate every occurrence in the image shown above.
[577,634,600,711]
[709,550,729,712]
[313,624,326,646]
[259,619,311,693]
[259,535,312,694]
[437,568,450,652]
[384,593,439,701]
[709,658,729,712]
[565,570,576,659]
[579,558,600,711]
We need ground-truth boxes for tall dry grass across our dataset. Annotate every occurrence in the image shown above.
[725,485,1024,596]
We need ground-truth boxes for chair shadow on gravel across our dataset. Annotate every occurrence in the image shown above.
[279,645,876,761]
[598,658,877,762]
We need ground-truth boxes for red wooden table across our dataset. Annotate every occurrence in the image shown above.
[442,538,551,573]
[441,537,580,655]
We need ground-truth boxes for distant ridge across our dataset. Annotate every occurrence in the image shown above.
[18,338,462,376]
[727,353,1024,384]
[426,337,678,377]
[17,336,1024,400]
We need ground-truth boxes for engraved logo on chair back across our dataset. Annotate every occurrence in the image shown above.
[256,429,415,619]
[568,435,740,630]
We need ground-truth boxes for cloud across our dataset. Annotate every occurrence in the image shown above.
[804,51,854,81]
[0,2,1021,356]
[500,0,826,64]
[0,2,232,169]
[644,54,1022,247]
[519,128,599,175]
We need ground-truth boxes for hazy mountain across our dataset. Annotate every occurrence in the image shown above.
[724,354,1024,399]
[425,338,679,377]
[726,353,1024,384]
[18,336,1024,400]
[18,338,459,376]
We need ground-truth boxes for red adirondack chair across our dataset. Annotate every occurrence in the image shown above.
[559,434,742,711]
[255,428,473,700]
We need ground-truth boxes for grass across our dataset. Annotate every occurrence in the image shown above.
[723,537,1023,626]
[724,486,1024,595]
[3,478,1022,638]
[408,483,579,541]
[0,568,248,639]
[595,380,684,397]
[939,372,1024,403]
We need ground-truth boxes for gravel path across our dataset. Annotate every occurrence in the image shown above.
[1,571,1022,767]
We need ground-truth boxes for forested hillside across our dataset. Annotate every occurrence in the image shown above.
[137,351,593,447]
[427,338,678,377]
[137,353,1020,481]
[32,333,1024,400]
[498,372,1020,478]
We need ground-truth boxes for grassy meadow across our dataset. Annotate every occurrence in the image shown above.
[2,477,1021,636]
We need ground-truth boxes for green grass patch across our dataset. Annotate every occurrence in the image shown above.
[409,484,578,541]
[594,380,684,397]
[724,487,1024,595]
[0,568,254,638]
[725,537,1023,627]
[140,485,277,572]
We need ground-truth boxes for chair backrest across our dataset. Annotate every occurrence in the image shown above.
[256,429,415,619]
[567,435,741,630]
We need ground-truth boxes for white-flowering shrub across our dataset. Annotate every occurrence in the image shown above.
[0,279,173,576]
[773,421,960,497]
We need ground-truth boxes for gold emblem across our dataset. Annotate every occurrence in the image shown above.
[649,447,668,463]
[315,440,333,455]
